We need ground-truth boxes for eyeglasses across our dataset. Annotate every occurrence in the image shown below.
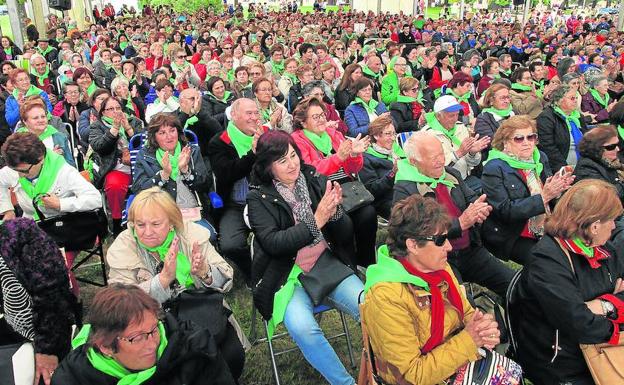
[250,72,262,76]
[335,47,344,51]
[309,113,327,122]
[117,323,160,345]
[512,133,538,144]
[256,88,272,93]
[105,106,123,112]
[223,46,232,50]
[414,234,449,247]
[409,87,419,92]
[603,143,619,151]
[12,162,39,174]
[176,55,186,59]
[381,130,396,137]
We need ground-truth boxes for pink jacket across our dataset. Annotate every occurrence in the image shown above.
[291,126,363,176]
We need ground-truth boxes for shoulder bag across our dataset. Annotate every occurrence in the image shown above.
[450,348,523,385]
[298,248,354,306]
[340,175,374,213]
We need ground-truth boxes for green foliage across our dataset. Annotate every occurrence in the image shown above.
[141,0,223,14]
[492,0,511,6]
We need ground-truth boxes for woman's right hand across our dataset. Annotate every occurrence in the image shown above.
[315,181,341,229]
[465,309,500,349]
[34,353,58,385]
[160,151,172,180]
[337,139,352,161]
[158,236,178,288]
[542,171,574,203]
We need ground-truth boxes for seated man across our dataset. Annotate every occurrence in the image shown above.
[423,95,489,188]
[207,98,265,279]
[52,284,236,385]
[392,131,514,298]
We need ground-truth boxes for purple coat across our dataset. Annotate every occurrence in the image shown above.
[580,91,610,124]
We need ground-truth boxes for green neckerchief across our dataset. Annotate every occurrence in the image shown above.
[553,106,582,132]
[3,47,11,55]
[364,245,429,293]
[501,68,512,77]
[303,129,332,156]
[207,90,231,103]
[37,45,53,57]
[511,82,533,92]
[270,60,284,75]
[31,66,50,87]
[397,92,424,105]
[392,142,406,158]
[365,146,393,160]
[362,65,380,80]
[135,229,194,288]
[483,105,513,119]
[245,52,260,61]
[283,71,298,84]
[395,158,455,188]
[17,124,58,141]
[227,69,235,82]
[184,116,198,130]
[533,79,545,98]
[72,322,168,385]
[119,41,129,51]
[86,82,97,97]
[343,32,356,41]
[226,120,253,158]
[424,111,461,146]
[13,85,42,100]
[484,148,543,176]
[18,150,66,220]
[618,125,624,142]
[170,61,189,73]
[446,88,471,104]
[102,116,127,139]
[589,88,610,109]
[267,264,303,339]
[572,237,594,258]
[258,103,273,124]
[156,142,181,180]
[351,97,379,115]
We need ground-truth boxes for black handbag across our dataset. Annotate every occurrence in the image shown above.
[298,249,354,306]
[340,180,374,213]
[32,197,109,251]
[164,289,231,344]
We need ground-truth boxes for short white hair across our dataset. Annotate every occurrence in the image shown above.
[110,76,129,96]
[404,131,439,162]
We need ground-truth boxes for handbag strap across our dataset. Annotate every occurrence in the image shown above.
[31,197,47,221]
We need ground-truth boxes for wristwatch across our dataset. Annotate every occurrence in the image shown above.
[601,299,616,319]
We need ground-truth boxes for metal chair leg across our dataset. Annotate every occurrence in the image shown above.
[264,320,281,385]
[249,305,258,344]
[339,310,356,368]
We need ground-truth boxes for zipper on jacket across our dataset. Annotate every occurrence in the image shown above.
[550,329,562,363]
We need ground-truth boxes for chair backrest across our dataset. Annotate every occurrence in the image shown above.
[395,131,416,149]
[62,122,79,166]
[505,269,523,357]
[357,302,386,385]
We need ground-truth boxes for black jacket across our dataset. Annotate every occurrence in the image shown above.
[203,93,236,130]
[51,314,236,385]
[286,82,304,113]
[247,165,355,319]
[574,156,624,203]
[393,166,482,246]
[359,151,394,219]
[334,88,356,113]
[389,101,419,133]
[513,235,624,385]
[537,106,589,172]
[473,111,504,140]
[206,129,256,206]
[481,154,552,256]
[132,144,213,200]
[178,103,224,157]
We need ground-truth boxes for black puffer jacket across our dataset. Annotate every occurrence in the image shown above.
[574,155,624,203]
[51,314,236,385]
[389,101,420,133]
[537,106,589,172]
[359,151,394,219]
[247,165,355,320]
[203,93,236,130]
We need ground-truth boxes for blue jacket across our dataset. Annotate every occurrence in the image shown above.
[51,132,76,168]
[343,101,388,137]
[5,92,53,129]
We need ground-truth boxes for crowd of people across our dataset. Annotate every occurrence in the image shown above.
[1,3,624,385]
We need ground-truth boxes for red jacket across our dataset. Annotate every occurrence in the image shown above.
[429,66,454,91]
[291,126,363,177]
[145,56,170,73]
[324,103,348,136]
[476,75,495,99]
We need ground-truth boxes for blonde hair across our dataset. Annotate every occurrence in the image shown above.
[128,187,184,234]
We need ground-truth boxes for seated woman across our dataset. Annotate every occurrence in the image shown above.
[230,66,250,99]
[510,66,545,119]
[362,194,501,385]
[575,125,624,202]
[52,81,90,133]
[5,68,53,130]
[0,218,79,385]
[132,113,216,237]
[581,75,614,124]
[17,96,75,167]
[72,67,98,104]
[359,115,400,220]
[145,79,180,123]
[513,179,624,385]
[334,63,362,113]
[51,284,237,385]
[389,76,426,133]
[89,96,143,235]
[344,78,389,137]
[476,57,500,98]
[205,76,236,129]
[474,83,514,142]
[106,188,245,381]
[301,80,348,135]
[291,97,377,267]
[537,84,589,172]
[247,130,363,385]
[110,76,145,122]
[121,59,150,99]
[482,115,572,265]
[77,88,109,149]
[443,72,480,126]
[253,77,292,132]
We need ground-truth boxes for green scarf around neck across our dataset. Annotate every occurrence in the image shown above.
[18,150,66,220]
[366,145,394,160]
[208,90,231,103]
[37,45,53,57]
[73,322,168,385]
[553,106,581,132]
[589,88,610,109]
[226,120,254,158]
[156,142,182,180]
[446,88,471,104]
[364,245,428,293]
[3,47,11,55]
[484,148,543,176]
[270,60,285,75]
[483,105,513,119]
[135,229,194,288]
[511,82,532,92]
[13,85,42,100]
[424,112,460,146]
[87,81,98,97]
[303,129,332,156]
[283,71,298,85]
[102,116,127,139]
[618,125,624,142]
[362,65,380,79]
[352,97,379,115]
[394,158,456,188]
[572,237,594,258]
[170,61,189,73]
[30,66,50,87]
[17,124,58,141]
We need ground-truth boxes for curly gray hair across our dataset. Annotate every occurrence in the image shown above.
[549,84,572,106]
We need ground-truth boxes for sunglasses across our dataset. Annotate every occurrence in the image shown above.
[603,143,619,151]
[512,133,538,144]
[415,234,449,247]
[12,162,38,174]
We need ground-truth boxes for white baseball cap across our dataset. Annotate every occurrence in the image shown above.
[433,95,463,113]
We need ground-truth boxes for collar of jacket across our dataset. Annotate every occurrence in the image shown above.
[250,166,319,210]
